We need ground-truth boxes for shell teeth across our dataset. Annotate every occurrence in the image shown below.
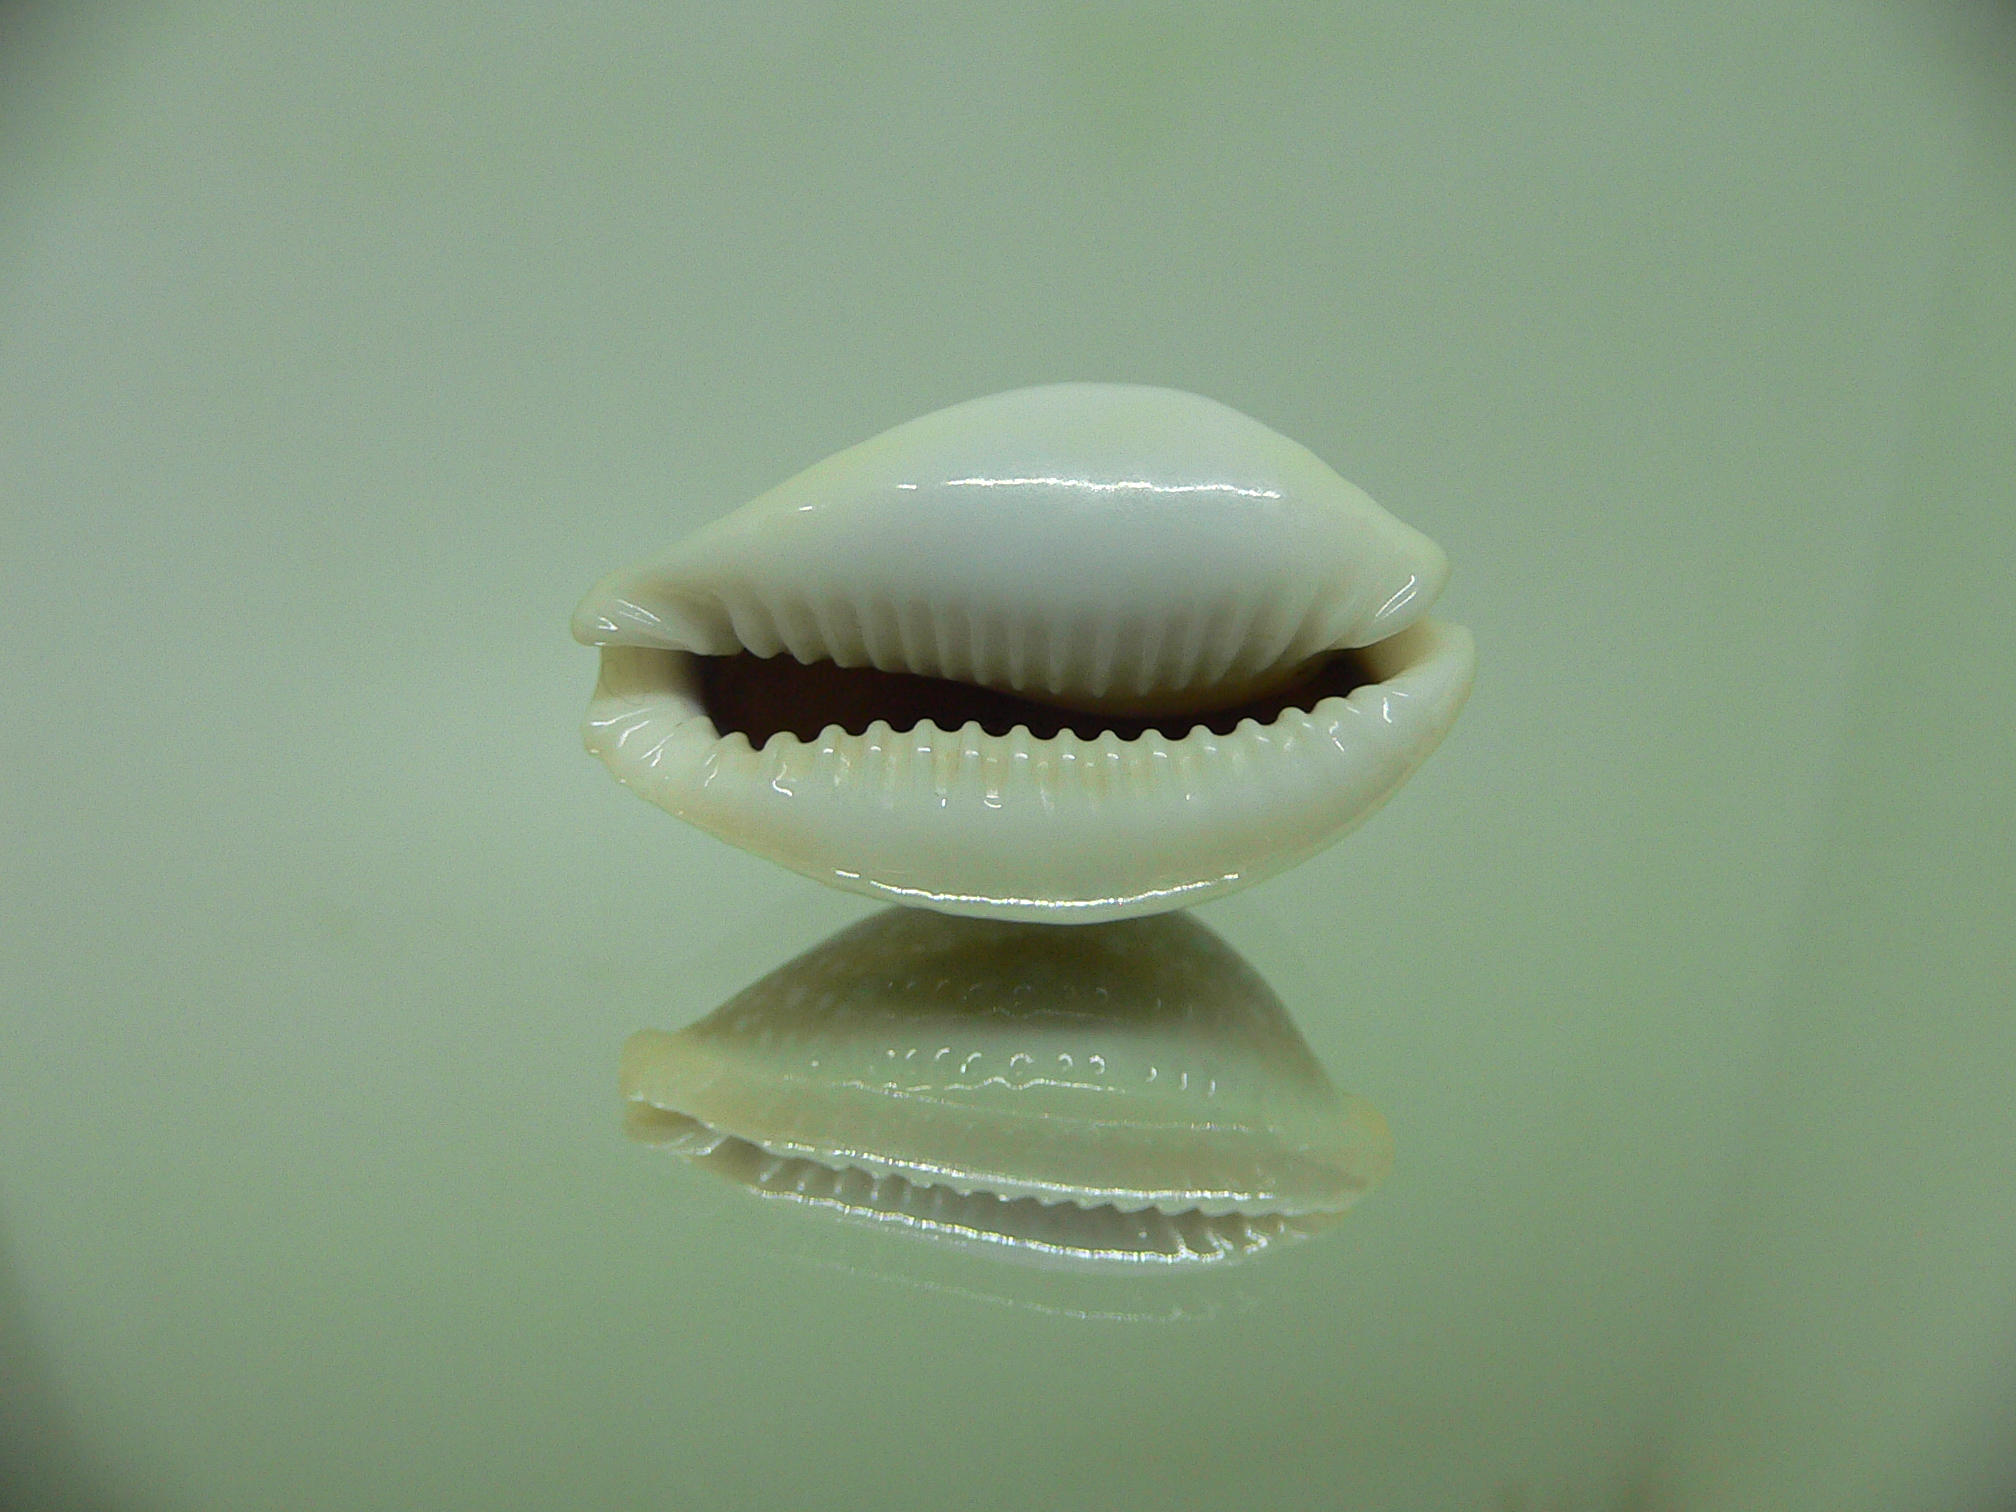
[712,582,774,659]
[685,1145,1346,1266]
[890,598,924,674]
[1000,607,1030,692]
[1218,593,1275,693]
[1088,613,1123,700]
[777,595,824,665]
[794,721,1103,804]
[1119,617,1156,701]
[714,712,1357,812]
[926,596,956,684]
[671,582,1367,712]
[718,1143,1317,1265]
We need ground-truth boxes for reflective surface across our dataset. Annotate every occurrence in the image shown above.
[620,908,1391,1270]
[4,5,2014,1511]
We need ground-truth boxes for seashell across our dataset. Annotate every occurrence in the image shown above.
[621,907,1393,1271]
[575,384,1475,922]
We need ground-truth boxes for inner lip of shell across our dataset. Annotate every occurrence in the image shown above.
[627,1106,1340,1265]
[693,648,1375,746]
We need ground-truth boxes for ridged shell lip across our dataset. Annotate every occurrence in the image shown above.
[574,385,1474,921]
[583,618,1473,922]
[624,1113,1351,1271]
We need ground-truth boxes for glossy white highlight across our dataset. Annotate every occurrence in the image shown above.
[575,384,1475,922]
[940,476,1283,498]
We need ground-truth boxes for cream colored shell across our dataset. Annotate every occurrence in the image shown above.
[575,384,1475,921]
[621,908,1393,1269]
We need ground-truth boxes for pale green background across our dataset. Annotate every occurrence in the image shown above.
[2,4,2013,1510]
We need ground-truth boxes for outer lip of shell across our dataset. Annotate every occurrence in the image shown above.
[619,908,1394,1266]
[584,616,1473,923]
[619,1121,1351,1271]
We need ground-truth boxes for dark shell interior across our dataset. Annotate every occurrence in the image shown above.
[697,650,1373,746]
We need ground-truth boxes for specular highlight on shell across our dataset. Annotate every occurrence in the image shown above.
[621,907,1393,1270]
[575,384,1475,921]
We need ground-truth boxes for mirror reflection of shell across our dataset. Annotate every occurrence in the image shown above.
[622,907,1392,1270]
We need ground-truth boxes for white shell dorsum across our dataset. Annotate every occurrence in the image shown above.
[621,908,1393,1271]
[575,384,1474,922]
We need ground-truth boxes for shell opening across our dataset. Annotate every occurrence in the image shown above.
[580,561,1409,718]
[693,648,1374,747]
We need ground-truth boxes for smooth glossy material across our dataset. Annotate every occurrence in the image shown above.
[575,385,1475,921]
[620,907,1392,1269]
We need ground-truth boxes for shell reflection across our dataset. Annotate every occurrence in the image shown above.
[622,908,1391,1270]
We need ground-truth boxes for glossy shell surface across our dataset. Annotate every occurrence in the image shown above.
[576,385,1474,921]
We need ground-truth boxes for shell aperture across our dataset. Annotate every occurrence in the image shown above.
[575,385,1475,921]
